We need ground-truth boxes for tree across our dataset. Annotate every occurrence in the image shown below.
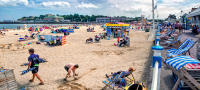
[39,15,45,20]
[168,14,176,19]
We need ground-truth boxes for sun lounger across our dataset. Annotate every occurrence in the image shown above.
[164,56,200,90]
[167,39,190,53]
[103,74,121,89]
[165,35,181,45]
[167,39,197,58]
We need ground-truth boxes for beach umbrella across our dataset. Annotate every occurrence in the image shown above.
[35,28,39,32]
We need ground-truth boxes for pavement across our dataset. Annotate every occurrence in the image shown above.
[144,30,199,90]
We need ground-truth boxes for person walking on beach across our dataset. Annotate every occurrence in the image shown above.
[64,63,79,81]
[27,48,44,85]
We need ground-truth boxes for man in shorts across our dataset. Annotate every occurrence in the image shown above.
[64,64,79,81]
[27,48,44,85]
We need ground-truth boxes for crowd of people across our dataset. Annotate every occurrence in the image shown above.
[192,25,200,35]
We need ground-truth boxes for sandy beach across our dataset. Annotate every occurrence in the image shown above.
[0,25,152,90]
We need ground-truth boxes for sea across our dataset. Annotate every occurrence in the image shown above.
[0,24,72,29]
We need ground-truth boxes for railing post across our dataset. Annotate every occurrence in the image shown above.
[151,24,163,90]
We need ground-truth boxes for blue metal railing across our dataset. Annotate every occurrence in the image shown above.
[151,24,163,90]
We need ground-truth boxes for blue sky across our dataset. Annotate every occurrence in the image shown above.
[0,0,200,20]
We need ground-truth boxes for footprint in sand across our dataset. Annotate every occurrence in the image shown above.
[58,68,96,90]
[58,82,90,90]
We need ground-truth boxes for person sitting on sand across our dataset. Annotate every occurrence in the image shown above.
[64,64,79,81]
[95,35,100,42]
[56,36,61,46]
[27,48,44,85]
[86,37,93,43]
[25,35,29,40]
[30,33,35,39]
[39,36,45,41]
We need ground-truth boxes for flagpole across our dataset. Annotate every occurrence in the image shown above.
[148,0,155,40]
[152,0,155,35]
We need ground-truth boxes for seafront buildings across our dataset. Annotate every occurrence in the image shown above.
[187,7,200,26]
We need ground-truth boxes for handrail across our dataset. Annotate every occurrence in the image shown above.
[151,24,163,90]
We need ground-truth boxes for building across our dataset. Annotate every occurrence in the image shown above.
[43,15,64,22]
[166,15,177,23]
[96,17,110,23]
[187,7,200,26]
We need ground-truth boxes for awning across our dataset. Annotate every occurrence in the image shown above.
[105,23,130,27]
[187,8,200,17]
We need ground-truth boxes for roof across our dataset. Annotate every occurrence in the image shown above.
[187,7,200,17]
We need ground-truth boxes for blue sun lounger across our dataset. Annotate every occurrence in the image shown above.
[167,39,190,53]
[165,35,181,45]
[165,56,200,70]
[167,39,196,57]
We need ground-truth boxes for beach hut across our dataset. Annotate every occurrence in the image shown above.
[105,22,130,38]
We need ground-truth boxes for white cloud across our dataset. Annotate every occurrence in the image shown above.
[157,0,200,19]
[40,1,70,7]
[77,2,98,8]
[106,0,200,19]
[107,0,152,17]
[0,0,28,6]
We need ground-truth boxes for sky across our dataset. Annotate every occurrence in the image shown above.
[0,0,200,20]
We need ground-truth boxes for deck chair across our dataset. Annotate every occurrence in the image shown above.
[167,39,197,58]
[164,35,181,47]
[103,74,121,89]
[103,72,135,89]
[161,28,177,41]
[167,39,190,53]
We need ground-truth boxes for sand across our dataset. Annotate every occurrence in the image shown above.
[0,25,152,90]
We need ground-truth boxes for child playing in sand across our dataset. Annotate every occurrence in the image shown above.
[27,48,44,85]
[64,64,79,81]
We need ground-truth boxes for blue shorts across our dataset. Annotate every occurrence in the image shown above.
[32,67,39,74]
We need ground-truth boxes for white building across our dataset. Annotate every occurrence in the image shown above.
[96,17,110,23]
[187,7,200,26]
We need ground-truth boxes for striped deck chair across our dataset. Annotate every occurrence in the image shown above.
[165,35,181,45]
[167,39,190,53]
[165,56,200,70]
[167,39,197,57]
[103,74,121,89]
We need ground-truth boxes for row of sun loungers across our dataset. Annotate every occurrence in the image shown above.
[160,25,200,90]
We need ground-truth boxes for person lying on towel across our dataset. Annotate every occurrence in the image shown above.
[106,67,135,78]
[105,67,135,87]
